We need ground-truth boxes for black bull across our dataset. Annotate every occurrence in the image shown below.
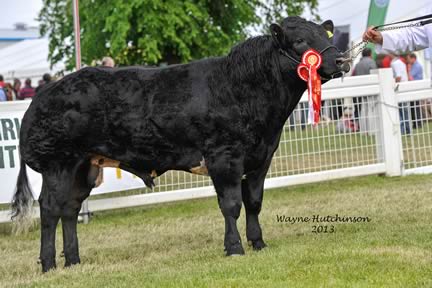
[12,16,349,272]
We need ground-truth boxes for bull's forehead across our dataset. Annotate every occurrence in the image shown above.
[281,17,326,38]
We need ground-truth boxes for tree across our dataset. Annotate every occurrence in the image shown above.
[39,0,318,70]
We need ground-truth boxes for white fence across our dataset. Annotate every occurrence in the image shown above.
[1,68,431,223]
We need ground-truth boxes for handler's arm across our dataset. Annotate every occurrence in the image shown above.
[363,25,431,53]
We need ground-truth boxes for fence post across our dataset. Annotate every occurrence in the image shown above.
[81,199,90,224]
[375,68,403,176]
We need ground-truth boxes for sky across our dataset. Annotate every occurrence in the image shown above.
[0,0,43,28]
[0,0,431,40]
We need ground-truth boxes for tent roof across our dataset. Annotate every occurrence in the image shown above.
[0,27,39,41]
[0,38,64,79]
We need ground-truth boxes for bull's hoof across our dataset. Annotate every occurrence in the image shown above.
[41,258,56,273]
[248,239,267,251]
[225,242,245,256]
[65,256,81,268]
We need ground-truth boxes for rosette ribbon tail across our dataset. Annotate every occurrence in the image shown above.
[296,49,322,126]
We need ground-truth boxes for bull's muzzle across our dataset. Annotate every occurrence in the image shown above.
[335,57,351,73]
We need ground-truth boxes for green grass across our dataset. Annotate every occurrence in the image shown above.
[1,174,431,287]
[402,122,432,169]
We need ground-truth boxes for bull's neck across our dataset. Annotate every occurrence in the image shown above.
[219,36,309,137]
[228,58,306,129]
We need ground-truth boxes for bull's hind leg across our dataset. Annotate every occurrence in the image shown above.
[61,161,98,267]
[39,174,64,272]
[61,212,80,267]
[38,160,96,272]
[39,203,60,272]
[208,149,245,256]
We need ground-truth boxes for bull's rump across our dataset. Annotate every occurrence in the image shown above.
[20,64,213,173]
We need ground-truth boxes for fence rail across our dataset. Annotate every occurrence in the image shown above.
[1,68,431,223]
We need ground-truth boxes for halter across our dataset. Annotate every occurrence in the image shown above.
[278,45,341,65]
[278,45,344,80]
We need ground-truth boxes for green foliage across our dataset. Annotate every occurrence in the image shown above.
[39,0,319,70]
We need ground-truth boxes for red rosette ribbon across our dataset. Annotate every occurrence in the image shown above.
[296,49,322,125]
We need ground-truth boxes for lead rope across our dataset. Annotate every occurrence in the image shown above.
[343,22,423,62]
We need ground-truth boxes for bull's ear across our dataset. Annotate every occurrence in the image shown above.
[270,23,284,47]
[322,20,334,33]
[321,20,334,39]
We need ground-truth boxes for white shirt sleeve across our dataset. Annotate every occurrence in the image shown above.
[375,24,432,53]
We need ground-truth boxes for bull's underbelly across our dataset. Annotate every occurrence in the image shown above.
[90,154,209,177]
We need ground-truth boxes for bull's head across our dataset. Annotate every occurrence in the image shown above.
[270,16,350,80]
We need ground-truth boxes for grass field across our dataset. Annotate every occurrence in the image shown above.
[1,174,431,287]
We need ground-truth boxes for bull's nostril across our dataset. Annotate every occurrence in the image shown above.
[335,58,344,66]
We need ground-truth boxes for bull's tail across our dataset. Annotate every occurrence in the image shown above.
[11,158,34,233]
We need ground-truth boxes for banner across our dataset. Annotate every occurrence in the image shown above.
[366,0,390,56]
[0,101,146,204]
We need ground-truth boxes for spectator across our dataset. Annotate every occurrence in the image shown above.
[376,54,392,68]
[101,56,115,67]
[353,48,377,76]
[0,74,4,88]
[43,73,52,84]
[407,53,424,128]
[0,76,11,101]
[390,52,411,135]
[336,107,358,133]
[18,78,36,100]
[0,86,6,102]
[13,78,22,95]
[36,73,53,92]
[407,53,423,80]
[352,48,377,132]
[4,83,15,101]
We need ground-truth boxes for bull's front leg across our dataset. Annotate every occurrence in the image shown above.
[241,158,272,251]
[207,149,245,256]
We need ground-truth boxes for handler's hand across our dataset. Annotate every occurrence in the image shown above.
[362,27,383,45]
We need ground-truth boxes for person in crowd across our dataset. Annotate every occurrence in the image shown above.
[101,56,115,67]
[407,53,423,80]
[406,53,424,128]
[4,83,15,101]
[18,78,36,100]
[363,23,432,53]
[389,52,411,135]
[0,83,6,101]
[351,48,377,131]
[0,74,5,88]
[36,73,53,92]
[376,54,392,68]
[353,48,378,75]
[336,107,358,133]
[13,78,21,95]
[43,73,52,84]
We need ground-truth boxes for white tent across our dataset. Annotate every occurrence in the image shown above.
[0,38,65,82]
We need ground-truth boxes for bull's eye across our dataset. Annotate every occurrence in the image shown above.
[296,39,305,44]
